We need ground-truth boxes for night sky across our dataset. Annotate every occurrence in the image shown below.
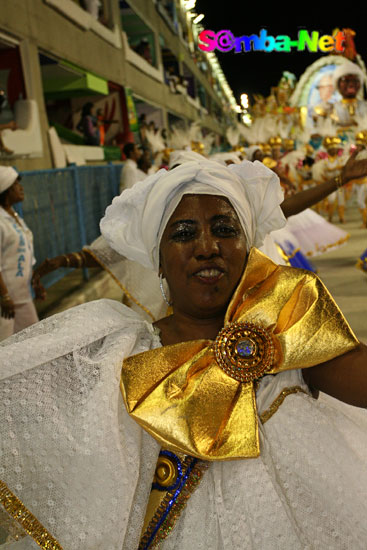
[192,6,366,105]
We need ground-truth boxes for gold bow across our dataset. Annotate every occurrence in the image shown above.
[121,248,358,460]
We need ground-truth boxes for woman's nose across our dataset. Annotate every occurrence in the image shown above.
[194,228,220,258]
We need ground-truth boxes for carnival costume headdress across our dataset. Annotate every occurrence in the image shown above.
[323,135,342,150]
[355,130,367,146]
[333,60,365,88]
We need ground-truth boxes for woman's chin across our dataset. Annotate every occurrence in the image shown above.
[176,294,231,320]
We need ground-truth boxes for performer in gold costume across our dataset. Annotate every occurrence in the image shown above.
[351,131,367,227]
[1,159,367,550]
[312,136,347,222]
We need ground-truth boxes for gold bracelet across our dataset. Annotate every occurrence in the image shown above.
[71,252,83,268]
[79,251,87,266]
[63,254,71,267]
[0,293,11,302]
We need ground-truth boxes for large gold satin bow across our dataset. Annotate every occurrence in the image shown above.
[121,248,358,460]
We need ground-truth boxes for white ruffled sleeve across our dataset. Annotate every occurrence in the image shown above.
[0,300,161,549]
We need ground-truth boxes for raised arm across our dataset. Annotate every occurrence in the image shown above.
[281,150,367,218]
[302,342,367,407]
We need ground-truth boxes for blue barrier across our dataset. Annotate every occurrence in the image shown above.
[14,163,122,288]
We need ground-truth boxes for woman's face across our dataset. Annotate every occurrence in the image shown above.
[159,194,248,319]
[338,74,361,99]
[6,178,24,205]
[253,149,264,162]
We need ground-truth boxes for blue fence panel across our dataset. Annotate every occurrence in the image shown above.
[14,163,123,288]
[77,164,121,245]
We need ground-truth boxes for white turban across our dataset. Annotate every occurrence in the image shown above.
[0,166,18,193]
[168,150,204,169]
[210,152,242,165]
[333,61,365,88]
[100,159,286,271]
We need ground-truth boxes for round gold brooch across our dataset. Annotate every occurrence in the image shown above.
[213,322,275,383]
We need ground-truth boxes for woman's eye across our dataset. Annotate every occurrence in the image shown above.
[213,225,238,237]
[171,229,196,241]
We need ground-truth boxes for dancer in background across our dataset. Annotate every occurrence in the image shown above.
[312,136,347,223]
[119,142,142,192]
[0,167,41,341]
[351,131,367,227]
[357,248,367,273]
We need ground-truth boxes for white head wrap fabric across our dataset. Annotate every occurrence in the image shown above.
[210,152,242,165]
[0,166,18,193]
[333,61,365,88]
[168,150,204,169]
[100,159,286,271]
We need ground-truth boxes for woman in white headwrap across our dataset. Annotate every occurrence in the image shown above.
[1,159,367,550]
[0,167,39,341]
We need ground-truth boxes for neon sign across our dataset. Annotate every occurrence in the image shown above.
[198,29,345,53]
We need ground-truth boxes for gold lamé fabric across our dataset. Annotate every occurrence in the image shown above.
[121,248,358,461]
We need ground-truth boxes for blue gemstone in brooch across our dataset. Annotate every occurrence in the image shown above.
[235,338,257,358]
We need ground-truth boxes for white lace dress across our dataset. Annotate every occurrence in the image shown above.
[85,235,167,322]
[1,299,367,549]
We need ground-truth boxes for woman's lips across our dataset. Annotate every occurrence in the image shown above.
[193,268,224,284]
[346,86,357,95]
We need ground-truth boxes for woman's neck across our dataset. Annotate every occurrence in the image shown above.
[1,205,21,226]
[1,204,13,214]
[155,309,225,346]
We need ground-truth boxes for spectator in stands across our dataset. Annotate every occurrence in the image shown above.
[166,65,179,93]
[77,102,100,146]
[135,39,153,65]
[0,167,41,341]
[160,128,169,150]
[81,0,101,19]
[139,113,149,149]
[0,91,17,155]
[119,142,142,192]
[136,149,154,180]
[148,121,157,134]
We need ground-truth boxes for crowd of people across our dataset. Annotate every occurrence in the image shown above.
[1,58,367,549]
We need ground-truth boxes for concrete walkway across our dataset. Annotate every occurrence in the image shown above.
[311,205,366,343]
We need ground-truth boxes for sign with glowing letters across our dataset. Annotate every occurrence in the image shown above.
[198,29,345,54]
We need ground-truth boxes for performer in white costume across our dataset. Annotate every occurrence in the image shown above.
[119,143,142,192]
[1,159,367,550]
[351,131,367,227]
[0,168,39,341]
[331,61,367,129]
[312,136,347,222]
